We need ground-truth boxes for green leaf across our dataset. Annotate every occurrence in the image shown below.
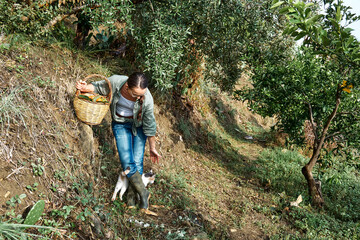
[329,18,340,29]
[336,6,342,22]
[78,95,92,101]
[24,200,45,225]
[289,18,302,24]
[288,7,296,13]
[305,3,314,8]
[313,51,327,55]
[279,6,290,14]
[294,31,307,40]
[307,14,323,25]
[19,194,26,199]
[321,35,330,46]
[271,1,284,9]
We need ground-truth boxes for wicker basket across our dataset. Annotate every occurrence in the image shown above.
[73,74,112,125]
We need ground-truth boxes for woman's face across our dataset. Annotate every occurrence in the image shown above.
[127,85,147,99]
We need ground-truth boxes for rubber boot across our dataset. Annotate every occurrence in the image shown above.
[128,172,157,216]
[128,172,150,209]
[126,184,136,209]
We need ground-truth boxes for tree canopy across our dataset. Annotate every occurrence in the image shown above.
[0,0,293,92]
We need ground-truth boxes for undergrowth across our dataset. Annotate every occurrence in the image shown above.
[252,148,360,239]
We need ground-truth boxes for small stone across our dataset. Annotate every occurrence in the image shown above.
[4,191,10,198]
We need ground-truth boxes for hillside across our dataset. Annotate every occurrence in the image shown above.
[0,37,275,238]
[1,39,359,240]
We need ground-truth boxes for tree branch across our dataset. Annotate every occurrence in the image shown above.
[306,86,341,171]
[307,102,318,145]
[324,131,342,141]
[41,4,100,33]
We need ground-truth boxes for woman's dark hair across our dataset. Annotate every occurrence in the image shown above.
[127,72,149,89]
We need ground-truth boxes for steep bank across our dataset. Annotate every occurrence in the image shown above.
[0,40,295,239]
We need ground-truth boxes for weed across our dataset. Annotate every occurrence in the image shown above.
[76,207,92,222]
[31,159,45,176]
[50,205,75,220]
[0,43,10,52]
[50,183,59,192]
[38,193,46,198]
[54,169,67,182]
[26,182,39,192]
[33,76,54,88]
[6,194,26,208]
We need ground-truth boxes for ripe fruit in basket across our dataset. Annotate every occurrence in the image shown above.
[78,93,109,103]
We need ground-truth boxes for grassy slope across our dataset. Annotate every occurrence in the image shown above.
[1,39,359,240]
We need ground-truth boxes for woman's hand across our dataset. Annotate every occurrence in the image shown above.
[76,80,94,92]
[150,148,161,164]
[76,80,87,91]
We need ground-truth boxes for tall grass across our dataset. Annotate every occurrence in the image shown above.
[0,87,28,131]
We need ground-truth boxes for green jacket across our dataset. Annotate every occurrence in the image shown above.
[91,75,156,136]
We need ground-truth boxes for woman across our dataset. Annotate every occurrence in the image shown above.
[76,72,161,214]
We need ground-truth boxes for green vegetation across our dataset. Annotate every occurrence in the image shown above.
[238,0,360,206]
[252,148,360,239]
[0,0,359,239]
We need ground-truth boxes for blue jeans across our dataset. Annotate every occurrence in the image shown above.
[112,122,147,177]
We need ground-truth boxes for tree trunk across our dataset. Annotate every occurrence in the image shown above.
[302,163,324,207]
[302,89,341,207]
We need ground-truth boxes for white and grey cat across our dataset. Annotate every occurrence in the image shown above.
[111,167,156,201]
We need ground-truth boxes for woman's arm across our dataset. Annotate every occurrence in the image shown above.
[148,136,161,164]
[76,80,95,92]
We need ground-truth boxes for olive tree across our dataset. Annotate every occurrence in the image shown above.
[238,0,360,206]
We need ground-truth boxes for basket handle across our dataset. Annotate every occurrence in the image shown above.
[76,74,112,104]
